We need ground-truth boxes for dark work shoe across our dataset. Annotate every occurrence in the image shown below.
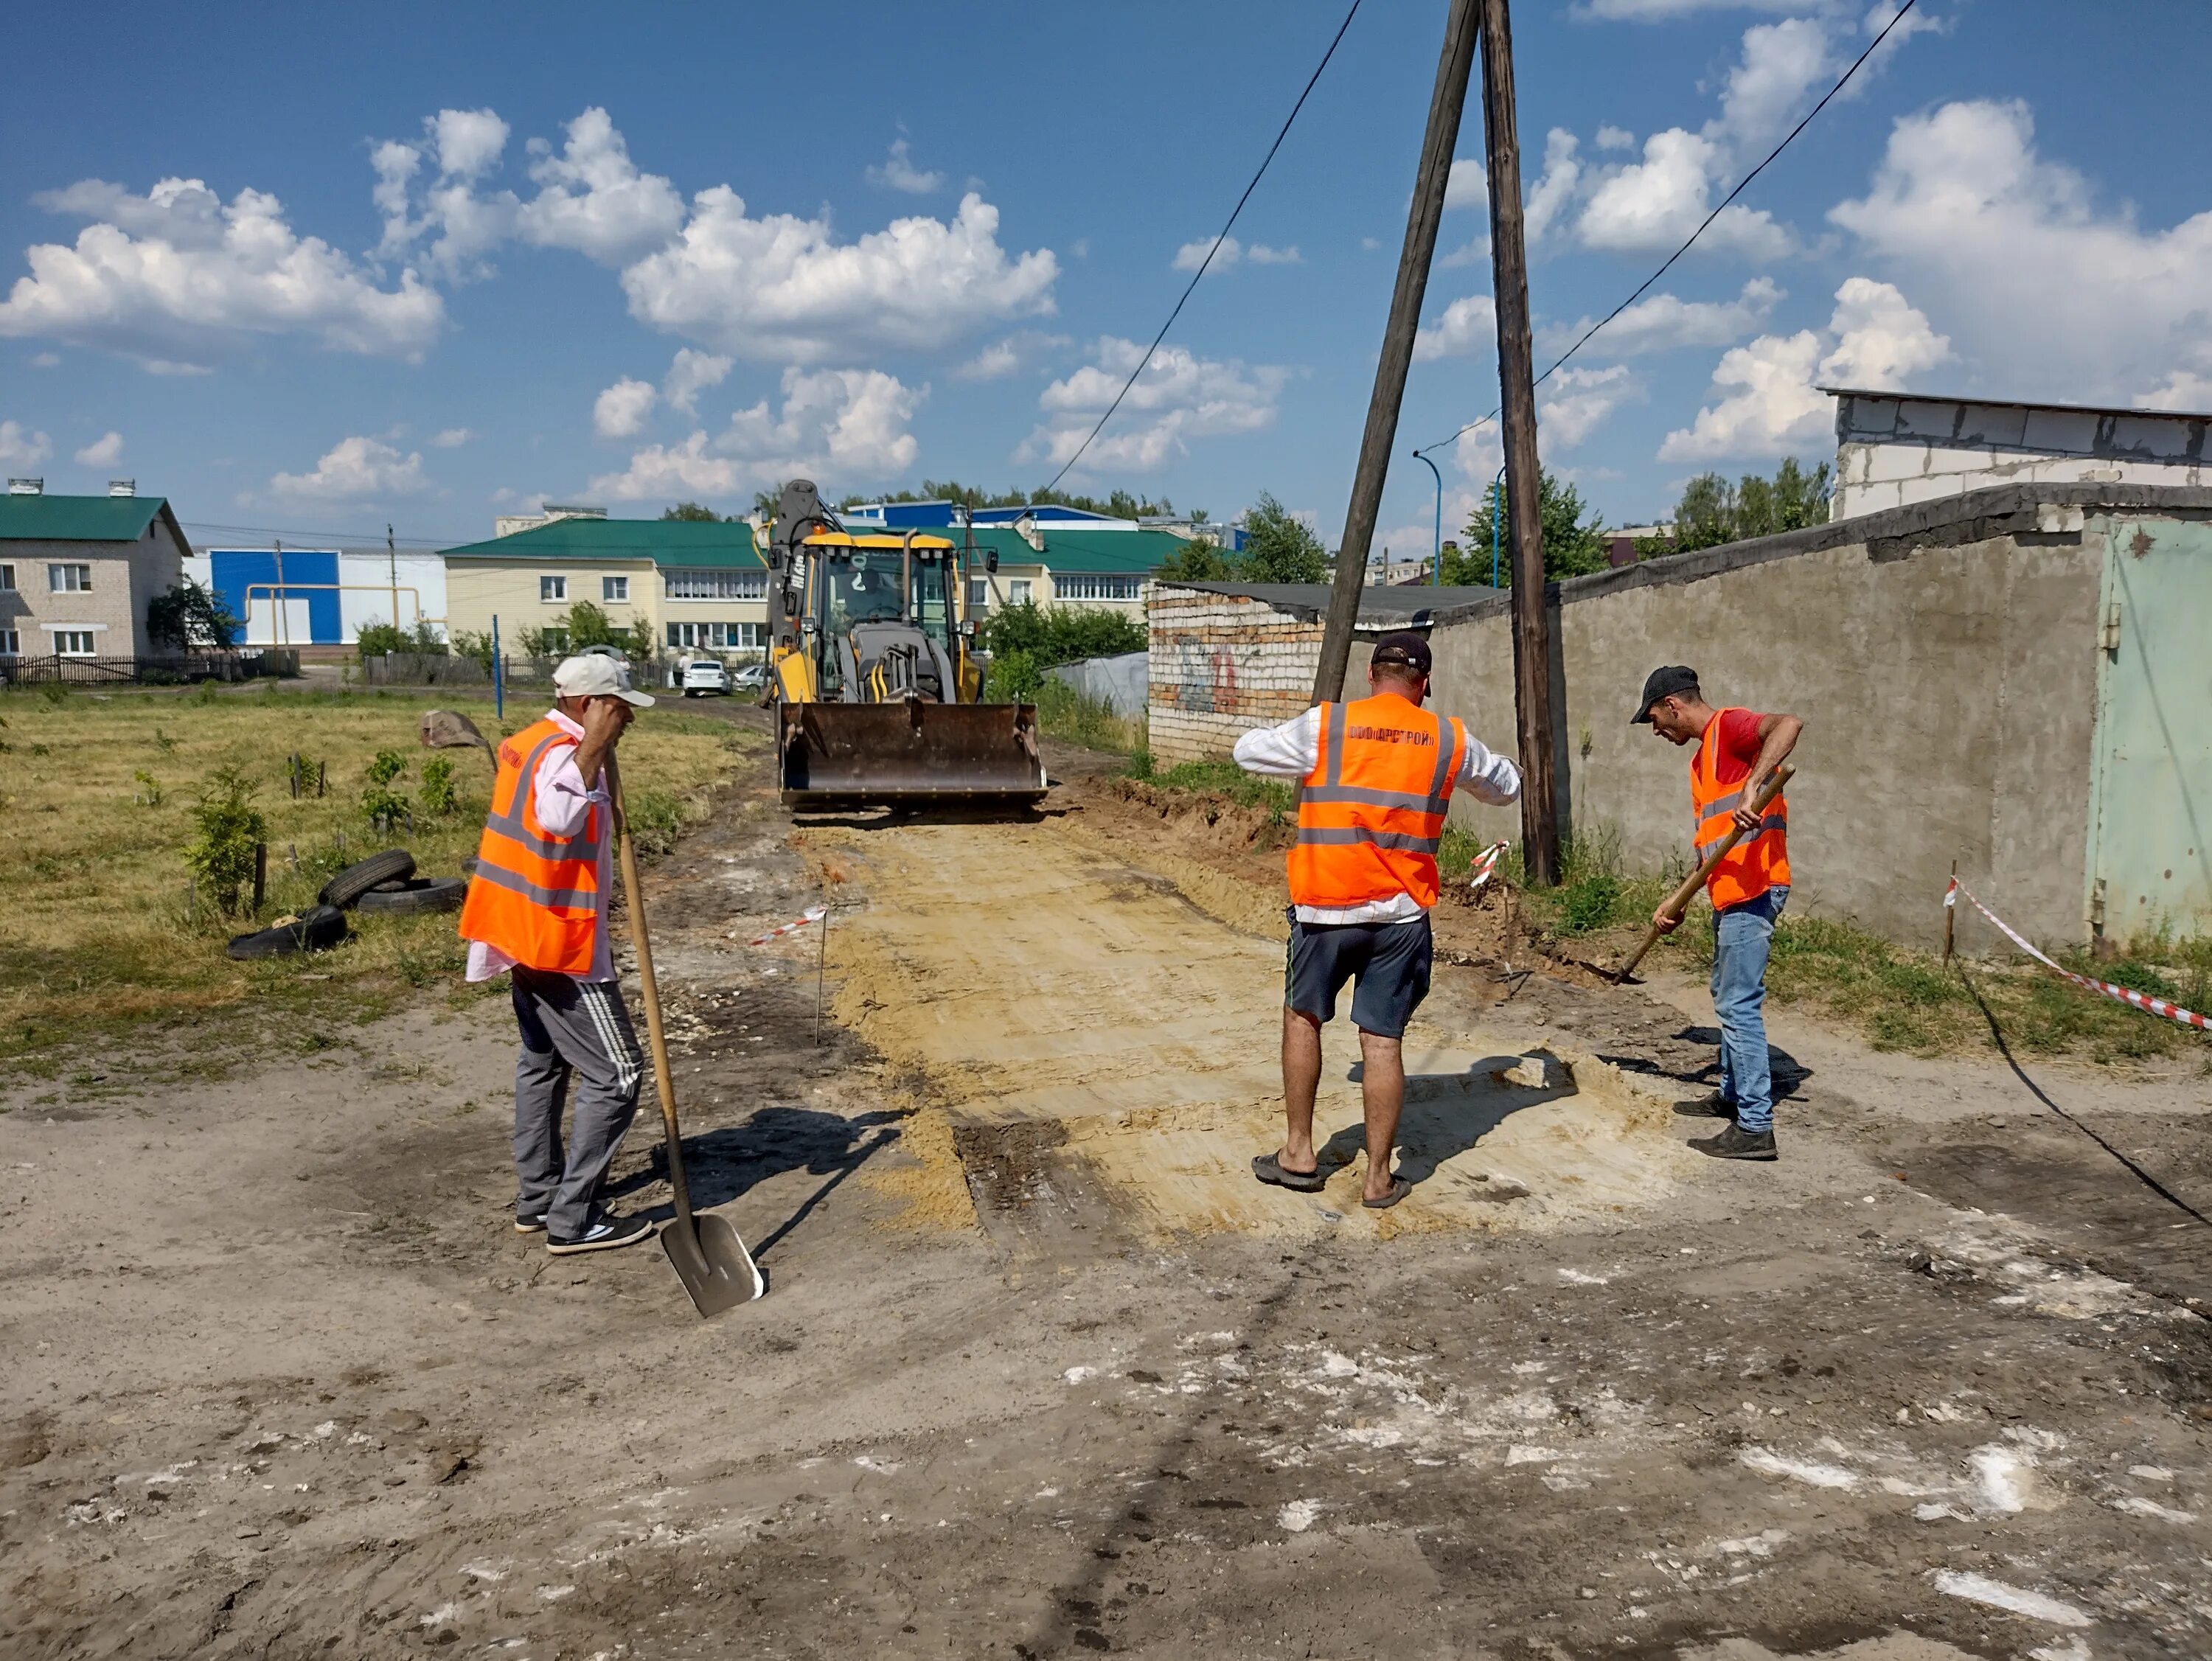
[1673,1090,1736,1120]
[1693,1124,1777,1161]
[546,1212,655,1255]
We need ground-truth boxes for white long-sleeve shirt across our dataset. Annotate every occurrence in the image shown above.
[1233,701,1522,925]
[465,708,616,983]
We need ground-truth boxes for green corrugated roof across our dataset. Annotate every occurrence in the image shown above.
[953,525,1186,573]
[0,492,174,543]
[441,517,762,569]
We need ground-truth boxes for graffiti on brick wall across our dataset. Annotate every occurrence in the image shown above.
[1172,635,1242,714]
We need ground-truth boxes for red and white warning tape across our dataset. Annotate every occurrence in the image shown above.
[1470,840,1510,891]
[1946,877,2209,1032]
[748,904,827,947]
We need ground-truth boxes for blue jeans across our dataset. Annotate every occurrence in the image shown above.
[1711,885,1787,1134]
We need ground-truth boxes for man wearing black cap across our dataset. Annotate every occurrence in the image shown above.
[1233,630,1521,1208]
[1635,665,1801,1160]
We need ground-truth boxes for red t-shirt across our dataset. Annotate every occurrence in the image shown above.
[1707,708,1765,787]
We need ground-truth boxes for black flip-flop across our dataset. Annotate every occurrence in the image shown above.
[1252,1152,1327,1194]
[1361,1176,1414,1211]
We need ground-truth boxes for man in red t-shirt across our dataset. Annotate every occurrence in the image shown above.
[1635,665,1802,1160]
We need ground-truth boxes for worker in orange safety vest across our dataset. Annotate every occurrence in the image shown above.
[458,653,658,1254]
[1234,631,1521,1209]
[1636,664,1803,1162]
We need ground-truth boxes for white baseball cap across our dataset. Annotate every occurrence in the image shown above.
[552,652,655,707]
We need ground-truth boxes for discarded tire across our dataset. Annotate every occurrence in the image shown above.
[356,876,468,915]
[320,849,414,908]
[226,904,349,961]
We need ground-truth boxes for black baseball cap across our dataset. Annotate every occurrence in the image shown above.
[1370,630,1433,675]
[1632,664,1700,723]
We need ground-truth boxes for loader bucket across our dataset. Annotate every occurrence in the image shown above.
[779,700,1048,809]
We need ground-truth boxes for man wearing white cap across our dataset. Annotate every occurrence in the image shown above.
[457,653,657,1253]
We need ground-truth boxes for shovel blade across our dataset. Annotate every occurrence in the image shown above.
[660,1211,765,1317]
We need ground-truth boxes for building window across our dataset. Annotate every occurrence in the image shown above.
[1057,574,1145,602]
[49,563,91,593]
[1008,579,1032,604]
[54,630,97,656]
[540,574,567,603]
[665,621,764,651]
[664,568,766,599]
[0,629,18,655]
[0,563,15,591]
[602,575,629,603]
[967,578,988,610]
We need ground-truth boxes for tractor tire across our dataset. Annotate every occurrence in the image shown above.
[226,905,349,961]
[319,849,415,908]
[355,877,468,916]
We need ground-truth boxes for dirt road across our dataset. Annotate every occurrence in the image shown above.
[5,724,2211,1660]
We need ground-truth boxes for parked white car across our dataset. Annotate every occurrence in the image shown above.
[731,661,769,693]
[681,658,730,697]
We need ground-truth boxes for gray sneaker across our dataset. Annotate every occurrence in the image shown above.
[1693,1124,1776,1161]
[547,1211,655,1255]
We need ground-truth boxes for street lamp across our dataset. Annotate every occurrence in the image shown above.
[1411,446,1444,586]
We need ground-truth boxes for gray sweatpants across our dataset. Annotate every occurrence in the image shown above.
[509,967,646,1239]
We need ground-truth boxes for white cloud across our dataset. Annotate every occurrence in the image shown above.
[1713,18,1834,150]
[955,330,1071,380]
[515,107,686,266]
[1360,236,1382,251]
[1577,0,1834,17]
[1525,130,1583,245]
[663,347,732,416]
[1172,234,1299,271]
[623,189,1057,363]
[1576,129,1791,258]
[1831,97,2212,405]
[1540,364,1642,448]
[268,435,427,500]
[370,109,519,279]
[1541,276,1781,357]
[0,420,52,467]
[2138,372,2212,414]
[1595,125,1637,152]
[1023,336,1288,472]
[432,108,511,180]
[866,137,945,195]
[73,430,123,467]
[591,366,922,501]
[431,427,471,448]
[1413,293,1495,362]
[0,177,443,366]
[1245,243,1303,265]
[1658,276,1947,460]
[1444,158,1488,212]
[594,377,658,439]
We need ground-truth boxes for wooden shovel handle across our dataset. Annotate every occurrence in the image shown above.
[1613,764,1794,984]
[606,751,693,1228]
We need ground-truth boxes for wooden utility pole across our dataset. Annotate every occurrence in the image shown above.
[1479,0,1561,886]
[1311,0,1481,704]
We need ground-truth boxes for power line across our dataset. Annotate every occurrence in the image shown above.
[1043,0,1363,493]
[178,518,462,550]
[1413,0,1921,460]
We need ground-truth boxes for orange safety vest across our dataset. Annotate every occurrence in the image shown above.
[456,716,604,974]
[1287,694,1466,911]
[1691,708,1789,909]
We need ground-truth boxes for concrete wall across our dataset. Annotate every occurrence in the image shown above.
[1422,485,2186,947]
[1834,391,2212,519]
[1147,588,1323,763]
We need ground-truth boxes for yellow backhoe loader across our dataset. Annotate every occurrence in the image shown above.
[763,479,1048,809]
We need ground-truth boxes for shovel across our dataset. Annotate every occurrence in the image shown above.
[607,752,765,1314]
[1612,765,1793,985]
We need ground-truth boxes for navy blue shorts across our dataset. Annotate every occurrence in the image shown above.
[1284,911,1433,1039]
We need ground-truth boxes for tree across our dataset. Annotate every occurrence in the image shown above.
[563,600,628,650]
[661,501,726,522]
[1443,469,1607,588]
[1155,536,1237,582]
[977,599,1146,667]
[832,479,1183,519]
[1238,492,1328,584]
[146,579,241,652]
[1655,459,1832,555]
[752,489,784,520]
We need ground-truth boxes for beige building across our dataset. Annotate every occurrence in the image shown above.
[0,484,189,662]
[439,516,767,657]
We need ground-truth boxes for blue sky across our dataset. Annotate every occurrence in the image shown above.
[3,0,2209,555]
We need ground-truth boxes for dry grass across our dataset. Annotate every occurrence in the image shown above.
[0,682,748,1087]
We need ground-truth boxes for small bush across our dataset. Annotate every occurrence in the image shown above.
[133,770,163,807]
[37,682,68,707]
[361,748,411,835]
[2097,956,2181,1001]
[1559,874,1624,934]
[417,756,458,816]
[355,619,448,658]
[194,679,221,706]
[985,647,1043,703]
[186,767,266,916]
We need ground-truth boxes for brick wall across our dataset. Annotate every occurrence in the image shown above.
[1146,587,1323,764]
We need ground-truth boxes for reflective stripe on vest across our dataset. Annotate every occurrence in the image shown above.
[456,716,603,974]
[1690,708,1790,909]
[1287,694,1464,910]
